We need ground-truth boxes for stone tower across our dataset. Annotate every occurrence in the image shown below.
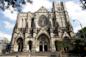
[11,2,74,53]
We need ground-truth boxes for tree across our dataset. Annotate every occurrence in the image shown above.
[76,27,86,39]
[71,39,86,57]
[62,38,72,53]
[0,0,32,12]
[55,39,72,53]
[1,37,10,54]
[69,27,86,57]
[3,37,9,44]
[80,0,86,9]
[77,27,86,52]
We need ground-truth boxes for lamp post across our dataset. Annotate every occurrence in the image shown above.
[73,19,83,30]
[73,19,85,41]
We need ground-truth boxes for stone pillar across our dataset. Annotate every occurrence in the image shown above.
[33,33,36,38]
[35,40,39,52]
[33,29,37,38]
[51,33,54,38]
[32,45,35,52]
[51,38,56,52]
[32,39,37,52]
[36,45,39,52]
[50,29,54,38]
[13,45,18,52]
[23,45,28,52]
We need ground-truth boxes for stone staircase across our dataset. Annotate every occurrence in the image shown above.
[31,52,59,57]
[0,52,62,57]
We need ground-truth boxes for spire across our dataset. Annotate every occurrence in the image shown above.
[60,2,65,10]
[52,1,56,27]
[52,1,55,12]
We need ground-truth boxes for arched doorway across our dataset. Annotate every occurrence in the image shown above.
[38,34,50,52]
[55,41,58,51]
[28,41,32,51]
[55,41,62,51]
[17,38,23,52]
[63,36,70,52]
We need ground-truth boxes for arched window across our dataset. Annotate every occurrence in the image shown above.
[28,41,32,51]
[31,17,35,37]
[38,15,49,27]
[31,18,35,29]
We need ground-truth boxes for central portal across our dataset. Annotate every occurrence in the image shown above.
[38,34,50,52]
[39,41,48,52]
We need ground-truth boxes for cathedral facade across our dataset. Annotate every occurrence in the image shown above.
[11,2,74,53]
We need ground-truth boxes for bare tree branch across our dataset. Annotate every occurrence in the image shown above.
[0,0,32,12]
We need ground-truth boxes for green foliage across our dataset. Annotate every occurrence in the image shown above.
[56,40,71,49]
[77,27,86,39]
[69,38,86,56]
[56,41,63,48]
[78,27,86,33]
[0,0,32,12]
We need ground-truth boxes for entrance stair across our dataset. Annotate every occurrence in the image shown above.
[0,52,65,57]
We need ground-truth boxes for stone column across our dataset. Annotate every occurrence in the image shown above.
[13,44,18,52]
[23,45,27,52]
[32,39,36,52]
[51,38,56,52]
[35,40,39,52]
[50,29,54,38]
[23,38,28,52]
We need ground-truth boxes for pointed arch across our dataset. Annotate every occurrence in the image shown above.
[62,32,70,39]
[36,30,50,39]
[37,34,50,52]
[17,37,24,52]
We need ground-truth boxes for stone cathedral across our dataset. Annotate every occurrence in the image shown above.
[11,2,74,54]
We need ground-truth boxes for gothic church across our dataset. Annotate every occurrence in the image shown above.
[11,2,74,54]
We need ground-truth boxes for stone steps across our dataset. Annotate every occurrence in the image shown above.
[0,52,60,57]
[30,52,59,57]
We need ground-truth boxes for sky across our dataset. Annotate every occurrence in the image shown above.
[0,0,86,41]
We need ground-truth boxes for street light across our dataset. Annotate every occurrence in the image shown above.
[73,19,83,30]
[73,19,85,40]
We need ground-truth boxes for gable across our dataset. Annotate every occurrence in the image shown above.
[36,6,49,13]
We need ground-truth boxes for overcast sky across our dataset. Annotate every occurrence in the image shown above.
[0,0,86,41]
